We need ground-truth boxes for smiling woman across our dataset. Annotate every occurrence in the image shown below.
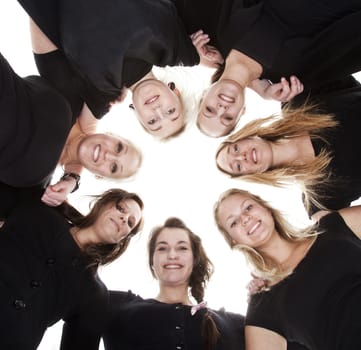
[3,2,360,350]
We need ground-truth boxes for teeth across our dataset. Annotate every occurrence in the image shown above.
[93,145,100,162]
[248,221,260,235]
[252,149,257,163]
[219,94,235,103]
[164,264,181,269]
[145,95,159,104]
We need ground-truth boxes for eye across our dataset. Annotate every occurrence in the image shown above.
[116,202,125,212]
[233,144,239,153]
[206,106,215,113]
[236,163,242,172]
[156,246,167,252]
[116,142,123,153]
[111,163,118,174]
[166,108,176,115]
[230,221,237,228]
[178,245,189,251]
[245,204,253,212]
[223,115,233,122]
[148,118,157,125]
[128,216,135,229]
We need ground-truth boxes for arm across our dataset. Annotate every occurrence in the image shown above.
[245,326,286,350]
[30,18,57,53]
[248,76,304,102]
[338,205,361,239]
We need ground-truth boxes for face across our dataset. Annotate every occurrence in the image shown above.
[78,134,140,178]
[217,193,275,249]
[132,79,184,138]
[92,199,142,244]
[152,228,194,287]
[217,137,273,175]
[198,79,245,137]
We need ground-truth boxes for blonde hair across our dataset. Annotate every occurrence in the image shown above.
[214,188,319,284]
[216,105,338,212]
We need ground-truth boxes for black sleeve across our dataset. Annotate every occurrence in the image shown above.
[60,279,109,350]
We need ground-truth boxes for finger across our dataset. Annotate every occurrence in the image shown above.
[192,35,210,47]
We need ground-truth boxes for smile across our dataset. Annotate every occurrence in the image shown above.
[145,95,159,105]
[164,264,182,269]
[219,93,235,103]
[93,144,100,162]
[252,148,257,163]
[248,220,261,236]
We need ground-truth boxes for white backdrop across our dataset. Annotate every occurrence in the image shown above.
[2,2,359,349]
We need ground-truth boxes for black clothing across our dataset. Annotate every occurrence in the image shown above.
[246,212,361,349]
[102,291,245,350]
[174,0,361,88]
[0,52,76,187]
[18,0,199,117]
[287,76,361,215]
[0,197,107,350]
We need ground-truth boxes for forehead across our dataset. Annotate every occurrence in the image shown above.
[156,227,191,244]
[219,193,252,215]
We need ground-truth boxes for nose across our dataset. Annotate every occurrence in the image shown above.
[105,151,118,161]
[152,107,164,119]
[167,248,178,259]
[241,214,251,226]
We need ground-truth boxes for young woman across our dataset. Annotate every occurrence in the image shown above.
[214,188,361,349]
[194,0,361,136]
[215,75,361,217]
[0,186,143,349]
[61,217,246,350]
[19,0,217,139]
[0,34,142,206]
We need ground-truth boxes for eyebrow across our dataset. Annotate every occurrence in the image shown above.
[156,240,189,245]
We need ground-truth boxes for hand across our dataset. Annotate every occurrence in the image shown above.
[263,76,304,102]
[41,179,76,207]
[190,30,224,68]
[246,275,269,301]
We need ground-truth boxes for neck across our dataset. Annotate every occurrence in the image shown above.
[271,135,315,168]
[156,284,192,305]
[70,226,96,249]
[129,71,155,92]
[222,49,263,87]
[60,123,87,166]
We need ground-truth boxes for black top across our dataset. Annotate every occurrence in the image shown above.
[103,291,245,350]
[0,196,107,350]
[246,212,361,349]
[18,0,199,117]
[287,76,361,215]
[0,52,76,187]
[173,0,361,88]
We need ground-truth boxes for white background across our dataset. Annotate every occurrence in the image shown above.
[1,1,359,349]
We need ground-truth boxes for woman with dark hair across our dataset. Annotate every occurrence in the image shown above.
[215,75,361,217]
[214,187,361,349]
[0,186,143,349]
[61,217,245,350]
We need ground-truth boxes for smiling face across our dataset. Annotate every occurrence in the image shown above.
[92,198,142,244]
[152,227,194,287]
[198,79,245,137]
[217,193,275,249]
[131,79,184,138]
[78,134,141,179]
[217,137,273,175]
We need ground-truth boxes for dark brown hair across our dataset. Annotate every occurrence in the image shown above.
[148,217,220,350]
[59,188,144,268]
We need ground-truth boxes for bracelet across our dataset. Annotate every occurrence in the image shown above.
[60,172,81,193]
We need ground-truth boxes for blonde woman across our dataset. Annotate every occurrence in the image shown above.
[216,76,361,217]
[214,188,361,350]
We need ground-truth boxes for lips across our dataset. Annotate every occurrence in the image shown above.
[93,144,100,162]
[164,264,182,269]
[252,148,257,163]
[248,220,261,236]
[219,93,235,103]
[145,95,159,105]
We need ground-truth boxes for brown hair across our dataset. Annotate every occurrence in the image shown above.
[214,188,318,283]
[148,217,220,350]
[59,188,144,268]
[216,105,338,212]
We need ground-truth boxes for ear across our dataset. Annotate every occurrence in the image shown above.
[240,104,246,116]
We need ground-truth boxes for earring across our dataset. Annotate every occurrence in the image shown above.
[168,82,175,90]
[129,103,135,110]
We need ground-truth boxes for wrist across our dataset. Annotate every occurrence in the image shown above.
[60,172,81,193]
